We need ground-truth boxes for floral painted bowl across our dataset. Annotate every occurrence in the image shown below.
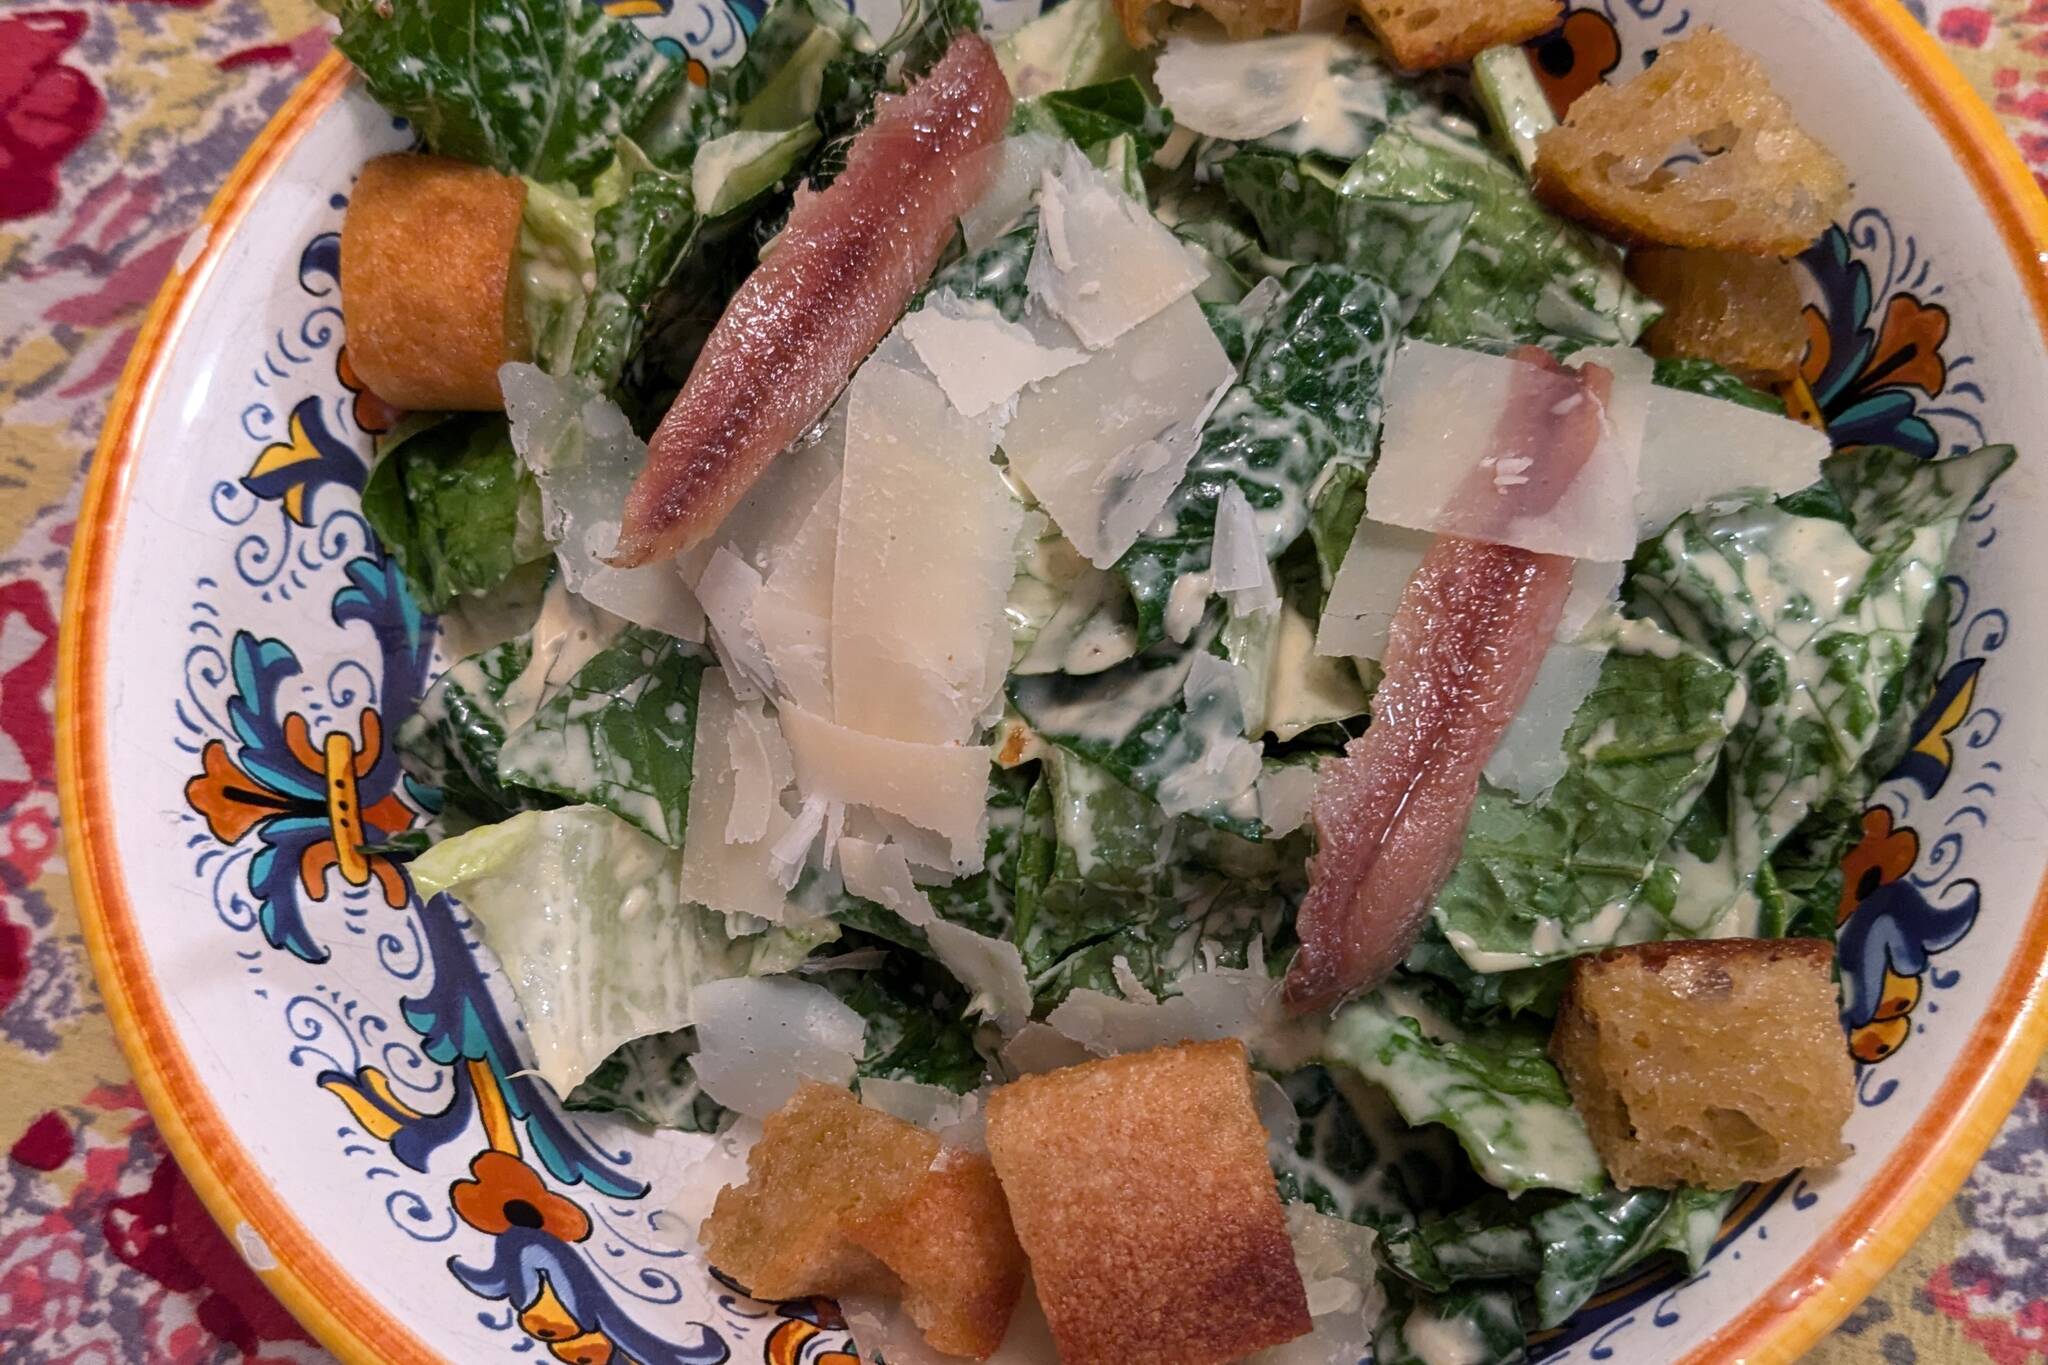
[55,1,2048,1361]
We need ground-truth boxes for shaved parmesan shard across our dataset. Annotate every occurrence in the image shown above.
[689,975,866,1119]
[1155,652,1264,817]
[779,702,992,865]
[768,794,830,889]
[1005,293,1234,568]
[998,1023,1097,1077]
[1320,524,1621,663]
[859,1077,985,1146]
[1155,29,1335,141]
[844,1282,1061,1365]
[695,547,777,699]
[1257,761,1318,836]
[1026,145,1208,349]
[754,469,840,713]
[839,838,1032,1034]
[832,357,1023,745]
[1368,340,1650,562]
[1481,641,1608,801]
[1248,1207,1382,1365]
[901,290,1086,417]
[680,669,797,923]
[1633,385,1831,535]
[961,134,1066,250]
[501,363,703,640]
[1044,963,1289,1060]
[1213,483,1282,617]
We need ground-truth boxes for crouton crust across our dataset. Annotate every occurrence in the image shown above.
[339,153,530,411]
[701,1082,937,1300]
[1348,0,1561,71]
[984,1039,1310,1365]
[1552,937,1853,1191]
[845,1151,1029,1360]
[1115,0,1301,48]
[1533,30,1850,256]
[1629,247,1809,382]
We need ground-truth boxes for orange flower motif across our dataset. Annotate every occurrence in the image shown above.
[1837,807,1919,925]
[1869,293,1950,396]
[451,1150,593,1243]
[1530,10,1621,120]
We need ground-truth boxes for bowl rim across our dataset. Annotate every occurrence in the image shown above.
[54,8,2048,1363]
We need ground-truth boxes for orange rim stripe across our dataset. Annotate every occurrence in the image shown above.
[54,8,2048,1364]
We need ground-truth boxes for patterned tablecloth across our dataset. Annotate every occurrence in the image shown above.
[1,1,2044,1360]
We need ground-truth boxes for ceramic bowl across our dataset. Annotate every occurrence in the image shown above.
[57,2,2048,1361]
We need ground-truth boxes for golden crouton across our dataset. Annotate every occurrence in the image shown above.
[1533,30,1850,256]
[1551,938,1853,1191]
[1116,0,1300,47]
[701,1083,1025,1358]
[340,153,530,411]
[1348,0,1561,72]
[1629,247,1809,382]
[984,1039,1310,1365]
[845,1151,1030,1359]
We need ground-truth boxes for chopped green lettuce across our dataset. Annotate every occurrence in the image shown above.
[1428,620,1745,973]
[1631,444,2010,935]
[411,805,829,1096]
[496,626,709,846]
[333,0,686,189]
[1324,983,1605,1197]
[1117,263,1402,646]
[1347,119,1656,347]
[359,413,549,612]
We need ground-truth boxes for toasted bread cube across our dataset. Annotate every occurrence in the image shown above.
[1116,0,1300,47]
[701,1083,1025,1360]
[1533,30,1849,256]
[1348,0,1561,71]
[1629,247,1809,382]
[984,1039,1309,1365]
[702,1082,936,1299]
[846,1151,1029,1359]
[340,153,530,411]
[1551,938,1853,1190]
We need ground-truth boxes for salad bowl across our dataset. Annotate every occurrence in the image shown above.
[56,0,2048,1361]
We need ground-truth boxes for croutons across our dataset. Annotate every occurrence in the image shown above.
[1629,247,1810,382]
[340,153,530,411]
[1116,0,1300,48]
[1348,0,1561,72]
[1551,938,1854,1191]
[1533,30,1850,256]
[984,1039,1310,1365]
[701,1083,1025,1359]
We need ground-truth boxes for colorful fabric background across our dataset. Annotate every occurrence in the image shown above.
[0,1,2043,1360]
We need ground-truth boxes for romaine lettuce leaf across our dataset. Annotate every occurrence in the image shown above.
[496,626,709,845]
[1631,444,2010,935]
[1117,263,1403,646]
[1427,621,1744,973]
[359,413,549,612]
[410,805,829,1095]
[333,0,686,189]
[1346,120,1655,348]
[1325,983,1605,1197]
